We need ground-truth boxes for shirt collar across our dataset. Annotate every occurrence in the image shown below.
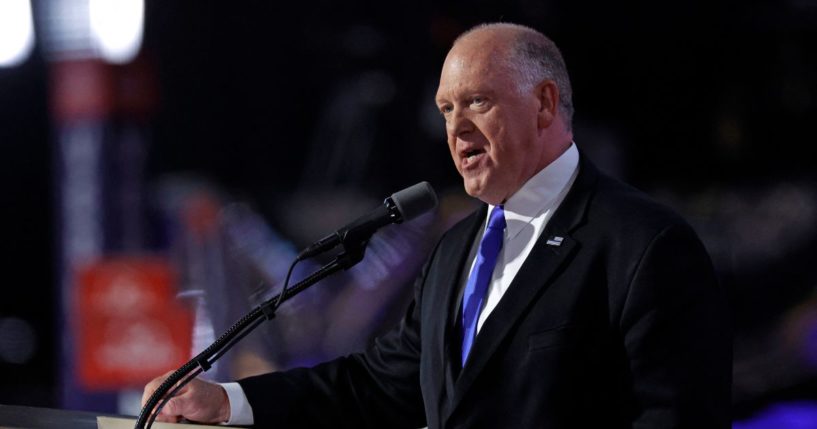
[487,142,579,241]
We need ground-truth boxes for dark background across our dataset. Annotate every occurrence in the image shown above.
[1,0,816,423]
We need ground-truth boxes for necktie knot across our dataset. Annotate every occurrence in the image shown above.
[486,205,506,230]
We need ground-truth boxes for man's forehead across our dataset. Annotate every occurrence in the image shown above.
[438,47,510,89]
[436,56,479,100]
[439,54,480,84]
[434,28,523,100]
[447,40,506,72]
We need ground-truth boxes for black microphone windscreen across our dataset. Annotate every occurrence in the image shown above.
[391,182,438,222]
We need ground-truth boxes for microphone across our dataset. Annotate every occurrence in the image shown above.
[297,182,438,260]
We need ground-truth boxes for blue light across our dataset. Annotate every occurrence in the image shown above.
[734,401,817,429]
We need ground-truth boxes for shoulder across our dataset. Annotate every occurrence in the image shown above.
[583,167,693,243]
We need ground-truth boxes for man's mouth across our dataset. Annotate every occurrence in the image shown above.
[461,148,486,169]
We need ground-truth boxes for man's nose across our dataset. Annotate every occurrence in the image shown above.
[447,108,474,137]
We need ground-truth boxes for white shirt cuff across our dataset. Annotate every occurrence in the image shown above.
[220,382,254,426]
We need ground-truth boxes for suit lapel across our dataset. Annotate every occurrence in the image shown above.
[446,156,599,418]
[431,205,485,339]
[424,205,486,418]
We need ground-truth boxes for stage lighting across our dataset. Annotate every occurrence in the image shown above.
[0,0,35,67]
[89,0,143,64]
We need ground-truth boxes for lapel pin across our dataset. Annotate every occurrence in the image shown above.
[546,236,564,246]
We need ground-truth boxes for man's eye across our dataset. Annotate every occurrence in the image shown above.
[440,105,453,115]
[471,97,486,106]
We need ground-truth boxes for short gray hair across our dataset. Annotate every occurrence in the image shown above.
[457,23,574,130]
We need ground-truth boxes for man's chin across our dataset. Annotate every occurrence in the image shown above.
[462,179,483,199]
[463,180,503,205]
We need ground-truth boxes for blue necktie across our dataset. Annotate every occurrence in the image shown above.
[461,205,506,366]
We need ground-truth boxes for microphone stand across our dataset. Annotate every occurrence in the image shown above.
[134,244,368,429]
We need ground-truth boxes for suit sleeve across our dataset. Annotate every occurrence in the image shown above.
[620,223,731,429]
[236,241,442,428]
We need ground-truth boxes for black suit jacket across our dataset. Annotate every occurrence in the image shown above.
[239,157,731,428]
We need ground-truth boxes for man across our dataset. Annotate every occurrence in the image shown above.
[143,23,731,428]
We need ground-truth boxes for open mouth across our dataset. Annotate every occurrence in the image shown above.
[461,148,486,168]
[464,149,482,159]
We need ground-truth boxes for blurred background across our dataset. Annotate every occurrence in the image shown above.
[0,0,816,427]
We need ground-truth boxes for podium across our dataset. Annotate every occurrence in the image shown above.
[0,404,107,429]
[0,404,234,429]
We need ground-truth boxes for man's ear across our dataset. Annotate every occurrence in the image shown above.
[536,80,559,130]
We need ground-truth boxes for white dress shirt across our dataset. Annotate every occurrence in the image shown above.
[222,143,580,426]
[461,143,579,333]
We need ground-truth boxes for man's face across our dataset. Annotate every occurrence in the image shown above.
[435,40,545,205]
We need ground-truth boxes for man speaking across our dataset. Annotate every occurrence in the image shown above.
[143,23,731,428]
